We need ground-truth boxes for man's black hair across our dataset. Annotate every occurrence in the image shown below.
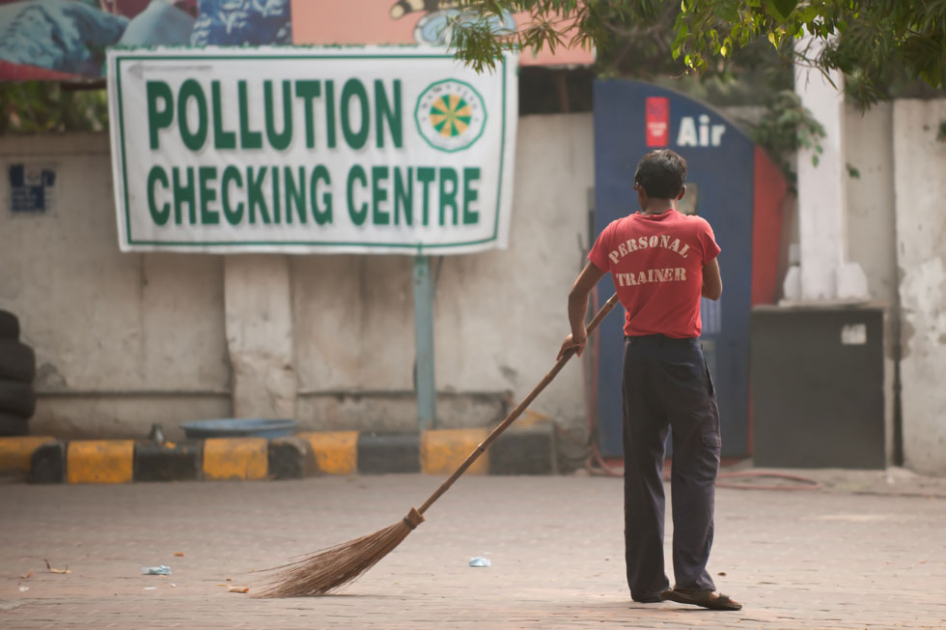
[634,149,688,199]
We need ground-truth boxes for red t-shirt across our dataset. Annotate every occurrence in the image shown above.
[588,209,721,338]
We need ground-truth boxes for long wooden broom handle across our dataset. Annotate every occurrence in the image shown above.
[418,293,622,515]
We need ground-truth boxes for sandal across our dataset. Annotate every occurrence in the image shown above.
[662,589,742,611]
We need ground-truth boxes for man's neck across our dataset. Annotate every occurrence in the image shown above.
[640,203,675,215]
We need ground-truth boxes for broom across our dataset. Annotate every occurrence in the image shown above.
[257,293,622,598]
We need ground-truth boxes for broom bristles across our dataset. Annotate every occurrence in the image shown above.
[256,508,424,598]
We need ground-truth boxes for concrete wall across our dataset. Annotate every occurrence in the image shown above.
[893,99,946,475]
[778,102,899,306]
[759,102,900,464]
[844,102,900,464]
[741,104,898,307]
[7,106,940,475]
[0,134,231,438]
[291,114,595,432]
[0,115,595,439]
[225,255,298,420]
[845,102,899,306]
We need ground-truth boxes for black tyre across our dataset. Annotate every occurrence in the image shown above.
[0,340,35,383]
[0,310,18,340]
[0,380,35,418]
[0,412,28,436]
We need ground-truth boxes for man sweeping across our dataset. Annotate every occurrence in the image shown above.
[558,149,741,611]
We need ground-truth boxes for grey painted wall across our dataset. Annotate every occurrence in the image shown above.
[0,134,231,438]
[290,114,596,432]
[0,115,595,439]
[3,103,943,477]
[893,99,946,475]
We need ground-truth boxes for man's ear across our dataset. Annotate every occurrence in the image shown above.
[676,185,686,201]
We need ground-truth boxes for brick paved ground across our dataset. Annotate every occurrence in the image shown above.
[1,475,944,629]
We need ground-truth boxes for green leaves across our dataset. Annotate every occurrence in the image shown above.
[452,0,946,109]
[1,83,108,135]
[749,90,827,182]
[765,0,798,21]
[716,0,740,22]
[672,22,689,59]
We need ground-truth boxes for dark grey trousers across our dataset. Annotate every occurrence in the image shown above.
[621,335,721,600]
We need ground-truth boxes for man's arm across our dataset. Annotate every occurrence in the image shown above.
[557,262,607,360]
[702,258,722,301]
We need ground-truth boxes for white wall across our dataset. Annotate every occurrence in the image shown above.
[291,114,595,432]
[844,102,900,463]
[740,104,898,307]
[845,102,899,306]
[9,107,937,475]
[0,134,231,438]
[225,255,297,420]
[893,99,946,475]
[0,115,595,438]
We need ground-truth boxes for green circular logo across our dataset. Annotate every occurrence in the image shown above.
[414,79,487,153]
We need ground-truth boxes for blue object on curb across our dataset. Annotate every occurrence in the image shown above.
[181,419,297,439]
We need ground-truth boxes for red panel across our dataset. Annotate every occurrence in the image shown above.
[0,61,85,82]
[749,148,788,456]
[746,386,754,456]
[645,97,669,147]
[751,147,787,306]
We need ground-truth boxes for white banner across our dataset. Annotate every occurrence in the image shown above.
[106,47,518,254]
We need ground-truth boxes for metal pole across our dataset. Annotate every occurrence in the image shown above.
[412,254,437,431]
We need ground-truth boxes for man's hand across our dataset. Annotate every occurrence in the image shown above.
[557,332,587,361]
[559,262,606,361]
[701,258,722,300]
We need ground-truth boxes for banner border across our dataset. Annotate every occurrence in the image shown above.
[112,50,510,253]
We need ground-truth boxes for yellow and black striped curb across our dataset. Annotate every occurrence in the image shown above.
[0,426,556,484]
[0,435,55,476]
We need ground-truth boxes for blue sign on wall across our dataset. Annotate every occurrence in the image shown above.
[8,164,56,214]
